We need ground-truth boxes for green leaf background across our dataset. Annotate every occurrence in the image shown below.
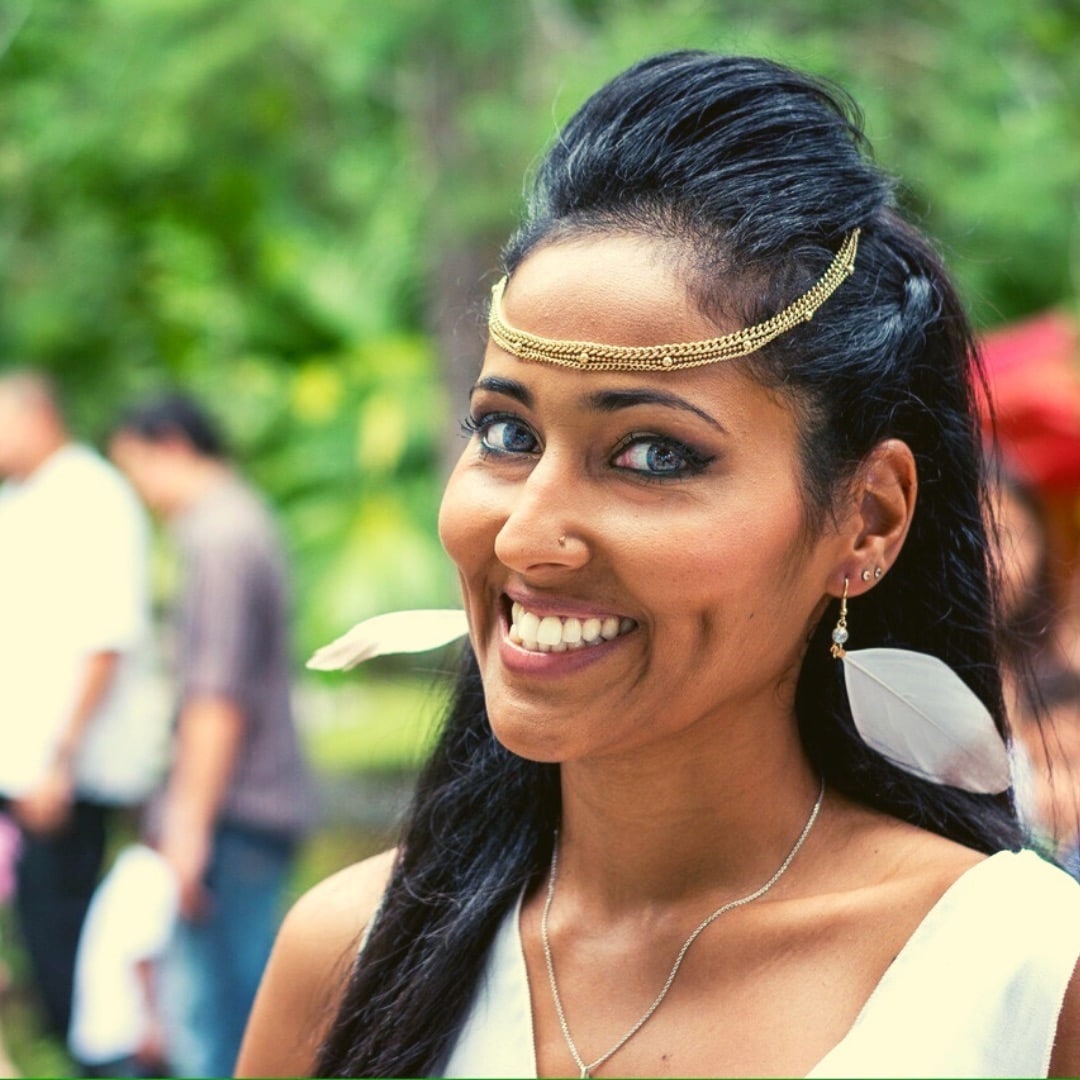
[1,0,1076,656]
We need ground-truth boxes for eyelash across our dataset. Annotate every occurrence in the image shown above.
[460,411,714,481]
[459,412,533,456]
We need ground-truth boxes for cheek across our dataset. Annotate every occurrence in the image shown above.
[129,463,160,504]
[637,500,815,641]
[436,470,467,568]
[437,460,498,575]
[658,498,804,582]
[121,459,147,492]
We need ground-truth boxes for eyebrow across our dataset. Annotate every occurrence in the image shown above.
[471,378,726,433]
[471,376,533,408]
[586,388,727,432]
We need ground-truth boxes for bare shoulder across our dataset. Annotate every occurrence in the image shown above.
[288,846,399,943]
[824,795,986,900]
[1051,959,1080,1077]
[235,848,397,1078]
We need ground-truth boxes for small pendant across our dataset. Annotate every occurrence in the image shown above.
[580,1069,590,1079]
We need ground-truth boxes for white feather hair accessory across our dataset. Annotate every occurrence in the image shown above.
[839,647,1012,794]
[306,609,470,671]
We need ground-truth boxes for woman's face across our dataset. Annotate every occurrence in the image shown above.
[439,235,852,765]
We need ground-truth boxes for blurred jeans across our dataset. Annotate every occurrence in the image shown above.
[159,822,296,1078]
[4,798,108,1038]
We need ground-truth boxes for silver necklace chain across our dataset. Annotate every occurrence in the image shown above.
[540,778,826,1079]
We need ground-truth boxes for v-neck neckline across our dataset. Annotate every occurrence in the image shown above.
[503,850,1013,1077]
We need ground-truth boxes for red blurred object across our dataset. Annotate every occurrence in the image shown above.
[980,311,1080,493]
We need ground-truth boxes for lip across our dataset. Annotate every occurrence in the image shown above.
[497,591,636,676]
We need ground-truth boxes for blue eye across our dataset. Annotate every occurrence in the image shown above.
[461,413,539,457]
[484,419,538,454]
[612,436,711,478]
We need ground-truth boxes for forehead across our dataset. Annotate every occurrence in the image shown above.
[485,235,794,429]
[499,235,728,349]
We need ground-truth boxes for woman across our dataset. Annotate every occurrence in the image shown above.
[238,52,1080,1077]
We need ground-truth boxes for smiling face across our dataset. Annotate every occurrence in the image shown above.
[438,235,854,767]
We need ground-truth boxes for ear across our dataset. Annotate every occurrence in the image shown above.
[832,438,917,597]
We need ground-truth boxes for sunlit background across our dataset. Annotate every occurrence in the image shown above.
[0,0,1077,1071]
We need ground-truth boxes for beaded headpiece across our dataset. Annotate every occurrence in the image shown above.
[488,228,860,372]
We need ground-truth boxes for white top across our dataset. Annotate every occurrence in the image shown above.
[0,444,166,801]
[68,844,179,1064]
[443,849,1080,1078]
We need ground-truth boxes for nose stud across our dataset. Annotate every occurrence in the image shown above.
[558,535,567,548]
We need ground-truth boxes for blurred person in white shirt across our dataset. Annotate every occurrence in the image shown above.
[0,370,162,1049]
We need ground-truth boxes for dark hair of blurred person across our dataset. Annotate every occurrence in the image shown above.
[116,392,229,460]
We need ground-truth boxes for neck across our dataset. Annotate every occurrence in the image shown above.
[555,711,822,911]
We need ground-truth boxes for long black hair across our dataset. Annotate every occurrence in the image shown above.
[317,52,1022,1077]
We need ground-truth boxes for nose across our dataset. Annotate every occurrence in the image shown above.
[493,450,590,574]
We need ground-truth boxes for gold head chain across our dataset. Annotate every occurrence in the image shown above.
[488,228,860,373]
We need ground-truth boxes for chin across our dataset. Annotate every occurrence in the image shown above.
[486,705,579,765]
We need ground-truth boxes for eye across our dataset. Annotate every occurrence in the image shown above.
[612,435,711,478]
[461,412,540,457]
[485,419,538,454]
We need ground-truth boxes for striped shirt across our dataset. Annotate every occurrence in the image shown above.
[169,475,317,837]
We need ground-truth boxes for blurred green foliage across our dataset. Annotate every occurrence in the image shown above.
[0,0,1077,654]
[301,665,449,774]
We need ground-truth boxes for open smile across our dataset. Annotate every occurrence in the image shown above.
[506,599,636,653]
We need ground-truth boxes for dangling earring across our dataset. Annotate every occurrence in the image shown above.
[824,575,1010,794]
[829,578,849,658]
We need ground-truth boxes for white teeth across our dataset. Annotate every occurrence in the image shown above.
[518,611,540,647]
[508,603,634,653]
